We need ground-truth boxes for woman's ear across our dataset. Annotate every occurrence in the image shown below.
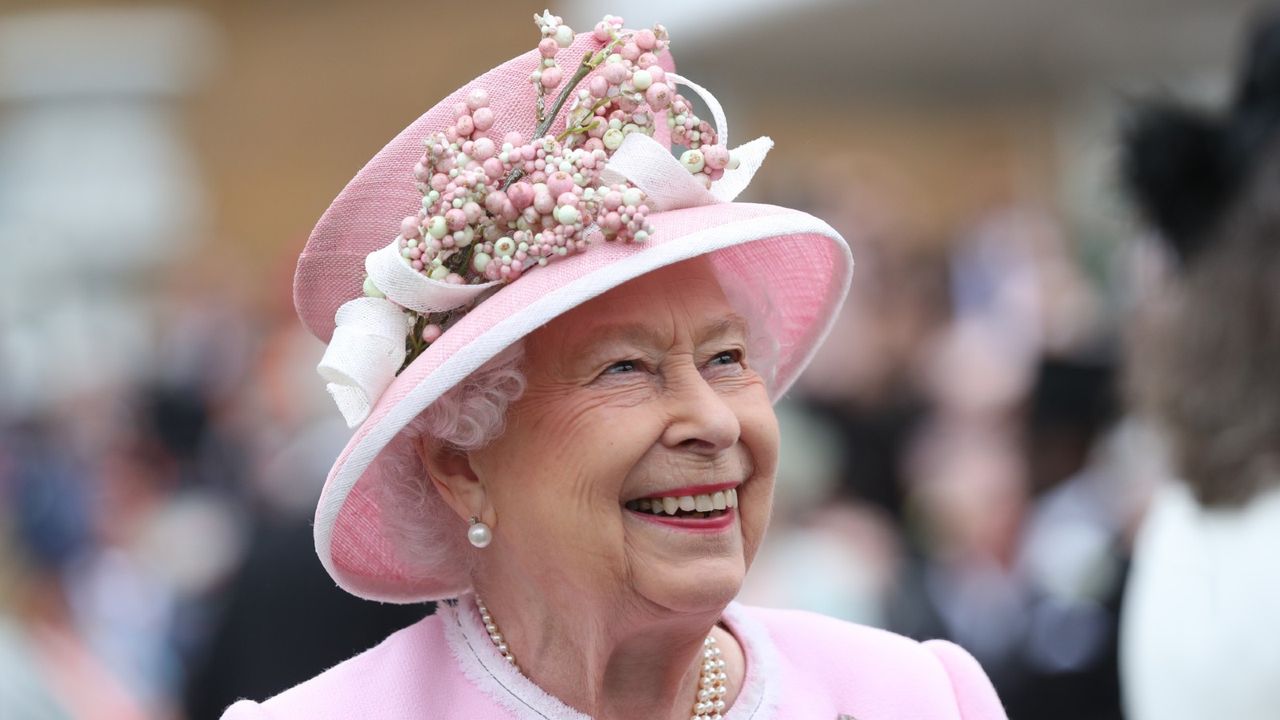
[417,438,494,527]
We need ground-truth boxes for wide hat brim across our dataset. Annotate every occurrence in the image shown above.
[294,31,853,603]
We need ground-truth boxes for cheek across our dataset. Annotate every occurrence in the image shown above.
[477,388,667,514]
[731,380,779,480]
[735,391,779,560]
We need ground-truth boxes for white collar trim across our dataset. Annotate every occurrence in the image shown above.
[441,594,779,719]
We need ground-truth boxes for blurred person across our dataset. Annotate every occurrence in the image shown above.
[221,12,1006,720]
[890,268,1126,719]
[0,418,149,720]
[71,421,185,710]
[1007,359,1127,720]
[892,374,1128,720]
[893,419,1029,662]
[1119,8,1280,719]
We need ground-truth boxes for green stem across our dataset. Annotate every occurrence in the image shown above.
[557,119,599,143]
[447,246,472,274]
[501,31,627,190]
[501,56,593,190]
[537,56,595,138]
[402,313,429,372]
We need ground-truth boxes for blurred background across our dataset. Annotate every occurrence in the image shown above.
[0,1,1268,718]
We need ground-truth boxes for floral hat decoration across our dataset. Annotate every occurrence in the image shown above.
[296,10,853,602]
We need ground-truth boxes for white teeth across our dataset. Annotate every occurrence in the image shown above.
[627,488,741,516]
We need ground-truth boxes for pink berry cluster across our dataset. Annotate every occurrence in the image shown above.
[401,85,656,283]
[557,13,731,189]
[667,96,733,187]
[375,12,728,363]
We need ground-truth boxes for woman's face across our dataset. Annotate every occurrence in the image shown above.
[469,258,779,615]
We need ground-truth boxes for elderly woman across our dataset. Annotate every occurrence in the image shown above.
[223,12,1006,720]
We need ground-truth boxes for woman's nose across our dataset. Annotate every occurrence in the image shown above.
[659,365,741,455]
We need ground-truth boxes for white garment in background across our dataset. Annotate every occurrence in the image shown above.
[1121,480,1280,719]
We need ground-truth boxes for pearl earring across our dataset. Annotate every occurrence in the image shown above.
[467,516,492,548]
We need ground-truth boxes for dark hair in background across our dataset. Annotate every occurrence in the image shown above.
[1123,6,1280,261]
[1121,6,1280,506]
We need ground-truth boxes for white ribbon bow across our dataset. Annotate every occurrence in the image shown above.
[600,73,773,210]
[317,247,500,428]
[317,73,773,428]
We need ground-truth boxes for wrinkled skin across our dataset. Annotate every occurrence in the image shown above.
[426,256,780,719]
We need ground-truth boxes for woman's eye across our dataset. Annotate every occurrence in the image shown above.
[603,359,638,375]
[708,349,743,366]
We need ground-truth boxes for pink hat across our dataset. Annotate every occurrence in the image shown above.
[296,13,852,602]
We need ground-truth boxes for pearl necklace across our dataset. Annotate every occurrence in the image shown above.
[475,595,730,720]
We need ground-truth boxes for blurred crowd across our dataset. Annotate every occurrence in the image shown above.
[0,251,429,719]
[1,2,1275,720]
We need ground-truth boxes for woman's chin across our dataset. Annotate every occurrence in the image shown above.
[632,559,746,615]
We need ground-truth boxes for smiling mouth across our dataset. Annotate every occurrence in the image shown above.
[623,488,739,520]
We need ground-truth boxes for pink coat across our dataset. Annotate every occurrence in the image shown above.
[221,597,1006,719]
